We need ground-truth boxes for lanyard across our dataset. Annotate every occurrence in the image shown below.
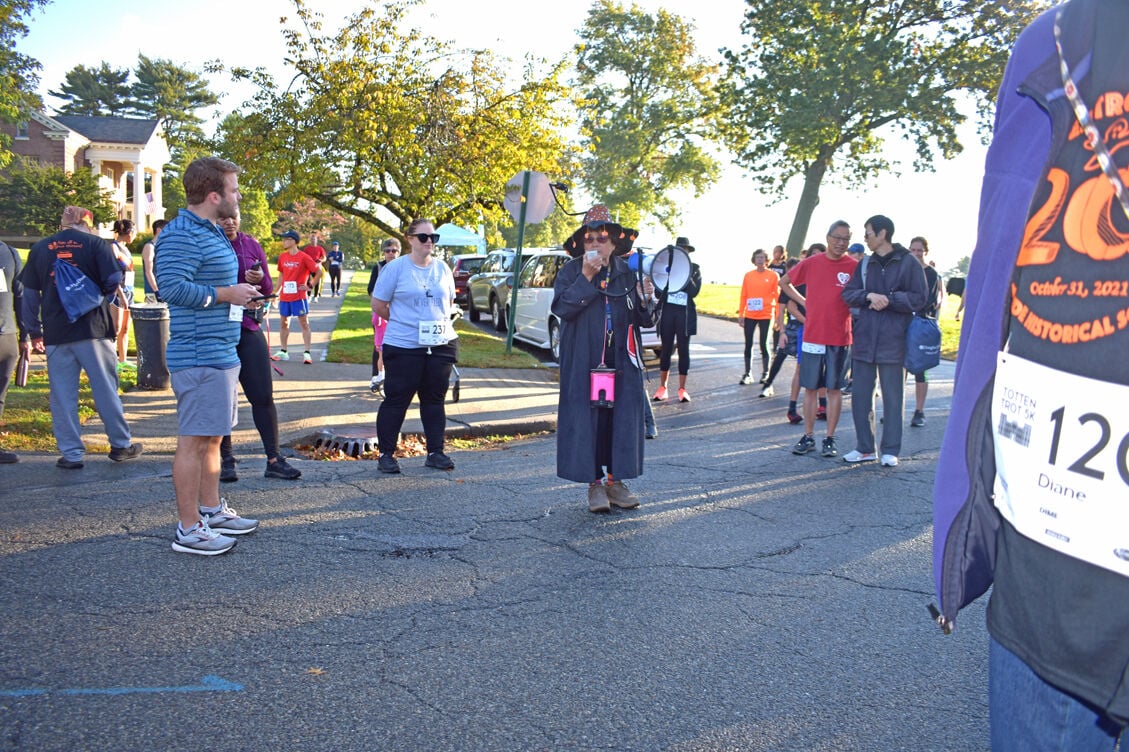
[1054,6,1129,223]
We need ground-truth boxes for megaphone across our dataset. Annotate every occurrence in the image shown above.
[630,245,691,293]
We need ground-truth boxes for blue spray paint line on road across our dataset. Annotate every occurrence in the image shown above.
[0,675,243,698]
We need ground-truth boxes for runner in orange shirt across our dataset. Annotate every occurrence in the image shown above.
[737,249,780,385]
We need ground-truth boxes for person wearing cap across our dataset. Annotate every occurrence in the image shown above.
[553,204,656,513]
[372,218,459,473]
[272,229,319,364]
[652,236,702,403]
[19,205,142,470]
[367,238,401,391]
[847,242,866,262]
[326,240,344,297]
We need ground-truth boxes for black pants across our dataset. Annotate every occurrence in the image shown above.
[0,333,16,419]
[328,266,341,295]
[377,342,457,456]
[220,327,280,461]
[743,318,771,376]
[658,305,690,375]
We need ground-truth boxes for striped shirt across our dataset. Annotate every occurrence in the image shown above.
[155,208,240,372]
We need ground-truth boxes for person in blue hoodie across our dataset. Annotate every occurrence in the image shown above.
[932,1,1129,747]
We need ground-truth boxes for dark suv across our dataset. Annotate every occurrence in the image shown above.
[450,254,488,307]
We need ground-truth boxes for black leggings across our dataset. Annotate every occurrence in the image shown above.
[220,327,280,461]
[658,305,690,375]
[377,342,457,455]
[328,266,341,294]
[743,318,771,376]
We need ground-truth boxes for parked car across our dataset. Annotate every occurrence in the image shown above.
[510,250,571,361]
[466,248,559,332]
[450,254,488,307]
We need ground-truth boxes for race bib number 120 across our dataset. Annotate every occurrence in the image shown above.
[992,352,1129,578]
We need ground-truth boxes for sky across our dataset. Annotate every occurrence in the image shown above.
[17,0,990,282]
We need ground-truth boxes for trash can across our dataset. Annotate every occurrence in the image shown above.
[131,303,170,390]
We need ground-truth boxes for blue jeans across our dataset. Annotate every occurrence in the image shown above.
[990,638,1124,751]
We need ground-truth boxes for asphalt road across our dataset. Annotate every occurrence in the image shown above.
[0,317,986,752]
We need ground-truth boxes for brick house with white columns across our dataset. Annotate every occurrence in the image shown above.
[3,112,171,232]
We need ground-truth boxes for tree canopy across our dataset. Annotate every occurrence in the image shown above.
[0,0,50,169]
[49,62,131,116]
[575,0,721,231]
[212,0,578,241]
[129,53,217,146]
[720,0,1051,255]
[0,162,116,234]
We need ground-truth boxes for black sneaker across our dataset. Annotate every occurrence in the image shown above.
[56,457,84,469]
[425,452,455,470]
[108,443,143,462]
[792,435,816,455]
[220,457,238,483]
[821,436,838,457]
[378,454,401,474]
[0,449,17,464]
[910,410,926,427]
[264,457,302,480]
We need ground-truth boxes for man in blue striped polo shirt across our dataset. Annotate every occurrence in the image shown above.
[156,157,263,556]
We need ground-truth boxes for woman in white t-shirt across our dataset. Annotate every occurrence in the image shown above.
[371,218,458,474]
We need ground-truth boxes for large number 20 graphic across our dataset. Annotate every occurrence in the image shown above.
[1017,166,1129,266]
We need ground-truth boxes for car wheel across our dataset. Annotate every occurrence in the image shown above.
[468,297,480,322]
[492,296,506,332]
[549,318,561,362]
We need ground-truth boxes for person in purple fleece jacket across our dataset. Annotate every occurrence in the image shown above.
[932,0,1129,747]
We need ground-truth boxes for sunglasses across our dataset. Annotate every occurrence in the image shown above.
[412,233,440,244]
[383,247,399,253]
[584,232,612,244]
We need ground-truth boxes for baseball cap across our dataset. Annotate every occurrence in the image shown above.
[281,230,300,242]
[848,243,865,255]
[331,240,340,247]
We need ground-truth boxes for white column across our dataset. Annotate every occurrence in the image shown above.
[132,161,144,227]
[151,167,164,221]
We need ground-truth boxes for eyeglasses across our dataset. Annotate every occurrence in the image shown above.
[584,232,612,244]
[383,248,399,253]
[828,234,851,243]
[412,233,440,244]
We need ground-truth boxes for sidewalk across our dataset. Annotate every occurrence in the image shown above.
[77,269,561,455]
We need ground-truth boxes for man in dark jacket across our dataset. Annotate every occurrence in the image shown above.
[933,0,1129,744]
[0,240,32,463]
[839,214,926,467]
[19,206,141,469]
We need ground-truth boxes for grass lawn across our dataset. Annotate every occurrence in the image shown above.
[326,273,541,369]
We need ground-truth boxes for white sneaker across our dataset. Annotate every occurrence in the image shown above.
[880,454,899,467]
[843,450,877,463]
[374,372,385,384]
[758,386,774,398]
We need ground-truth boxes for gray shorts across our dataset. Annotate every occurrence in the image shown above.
[798,344,850,391]
[171,365,240,436]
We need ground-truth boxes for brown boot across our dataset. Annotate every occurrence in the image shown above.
[588,483,611,513]
[605,480,640,509]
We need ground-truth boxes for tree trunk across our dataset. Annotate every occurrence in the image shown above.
[785,154,831,257]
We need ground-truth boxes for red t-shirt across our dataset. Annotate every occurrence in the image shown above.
[786,253,857,346]
[277,251,320,302]
[301,244,326,266]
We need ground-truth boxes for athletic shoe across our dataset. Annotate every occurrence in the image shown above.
[107,442,143,462]
[843,450,877,463]
[816,407,827,420]
[0,449,17,464]
[374,372,385,384]
[588,483,611,513]
[172,521,236,556]
[841,382,853,396]
[759,371,768,384]
[652,386,668,401]
[199,499,258,535]
[303,351,313,364]
[910,410,926,427]
[786,410,803,424]
[739,373,754,385]
[881,454,900,467]
[759,386,774,398]
[792,434,816,455]
[220,457,238,483]
[56,457,84,469]
[271,350,289,361]
[424,452,455,470]
[678,388,691,403]
[820,436,838,457]
[265,457,302,480]
[378,454,401,474]
[605,480,640,509]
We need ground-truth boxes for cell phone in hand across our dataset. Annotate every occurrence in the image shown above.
[248,294,277,303]
[249,260,262,270]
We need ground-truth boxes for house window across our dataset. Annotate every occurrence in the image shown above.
[15,121,29,140]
